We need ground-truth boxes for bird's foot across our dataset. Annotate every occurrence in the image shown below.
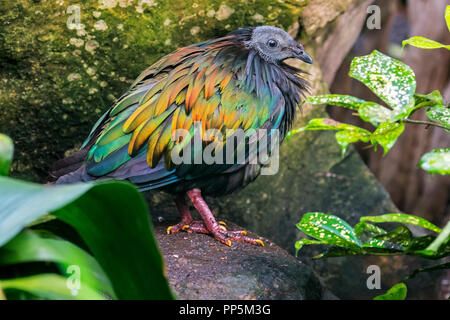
[167,220,264,247]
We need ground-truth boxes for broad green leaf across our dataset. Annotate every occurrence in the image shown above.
[360,213,442,233]
[373,283,407,300]
[350,50,416,119]
[0,230,115,298]
[402,36,450,50]
[0,177,174,300]
[296,212,363,251]
[0,178,93,244]
[370,121,405,155]
[0,274,106,300]
[305,94,367,110]
[358,102,392,126]
[419,148,450,175]
[0,134,13,176]
[425,106,450,131]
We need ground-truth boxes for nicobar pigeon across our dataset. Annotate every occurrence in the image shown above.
[50,26,312,246]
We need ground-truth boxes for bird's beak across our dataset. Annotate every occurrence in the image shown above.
[297,51,313,64]
[290,42,313,64]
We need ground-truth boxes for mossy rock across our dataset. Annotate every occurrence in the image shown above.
[0,0,307,181]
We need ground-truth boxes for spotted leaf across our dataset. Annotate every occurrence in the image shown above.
[360,213,442,233]
[358,102,392,126]
[370,121,404,155]
[305,94,367,110]
[296,212,363,252]
[419,148,450,175]
[425,106,450,131]
[350,50,416,120]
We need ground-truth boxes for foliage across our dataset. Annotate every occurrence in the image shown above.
[402,6,450,51]
[373,283,407,300]
[0,134,13,176]
[288,49,449,175]
[295,212,449,260]
[418,148,450,175]
[0,135,174,300]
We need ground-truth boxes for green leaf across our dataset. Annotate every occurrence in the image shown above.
[313,247,361,259]
[425,106,450,131]
[358,102,393,126]
[373,226,412,247]
[370,121,405,155]
[305,94,367,110]
[0,134,13,176]
[0,230,115,298]
[402,36,450,50]
[360,213,442,233]
[373,283,407,300]
[362,238,404,252]
[0,274,106,300]
[354,221,387,239]
[349,50,416,119]
[294,239,324,256]
[301,118,372,155]
[414,90,443,107]
[296,212,363,251]
[419,148,450,175]
[0,177,174,299]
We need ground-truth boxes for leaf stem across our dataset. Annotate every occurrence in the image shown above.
[403,119,448,130]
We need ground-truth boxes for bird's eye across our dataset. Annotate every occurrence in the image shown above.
[267,39,278,48]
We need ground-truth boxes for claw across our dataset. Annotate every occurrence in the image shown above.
[255,240,265,247]
[181,225,190,231]
[218,221,227,226]
[219,224,227,231]
[166,226,173,235]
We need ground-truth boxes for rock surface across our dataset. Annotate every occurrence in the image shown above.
[154,222,330,300]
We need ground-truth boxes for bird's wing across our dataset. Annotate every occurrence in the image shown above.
[83,38,287,188]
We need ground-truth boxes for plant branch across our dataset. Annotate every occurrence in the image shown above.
[403,119,448,130]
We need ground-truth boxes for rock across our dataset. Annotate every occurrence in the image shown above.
[0,0,305,181]
[153,221,329,300]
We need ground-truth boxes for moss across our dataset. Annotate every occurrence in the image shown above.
[0,0,306,181]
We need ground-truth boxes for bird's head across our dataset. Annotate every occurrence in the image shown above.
[243,26,313,65]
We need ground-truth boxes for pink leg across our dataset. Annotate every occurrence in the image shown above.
[166,194,193,234]
[167,189,264,246]
[185,189,264,246]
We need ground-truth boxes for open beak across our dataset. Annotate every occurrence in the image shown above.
[291,42,313,64]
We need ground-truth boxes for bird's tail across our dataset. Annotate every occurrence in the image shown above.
[47,148,89,183]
